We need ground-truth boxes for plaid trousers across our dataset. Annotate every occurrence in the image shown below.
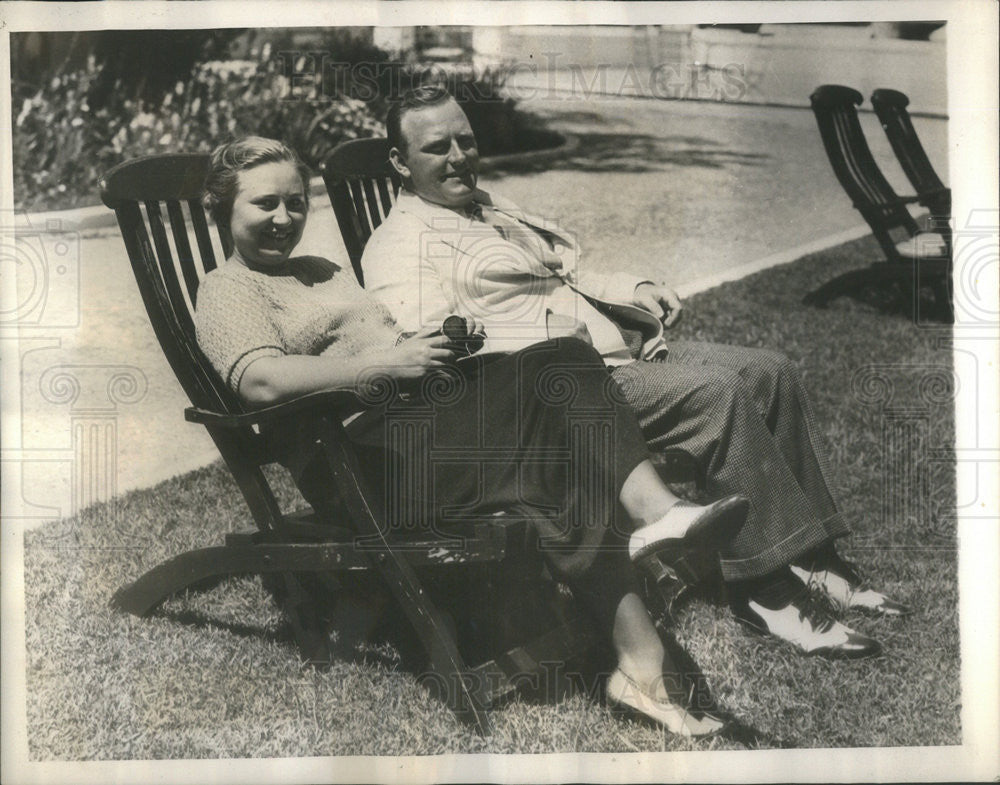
[611,341,850,581]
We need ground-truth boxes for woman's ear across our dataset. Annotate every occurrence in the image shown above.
[389,146,410,180]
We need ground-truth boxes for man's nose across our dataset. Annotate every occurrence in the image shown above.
[447,139,467,163]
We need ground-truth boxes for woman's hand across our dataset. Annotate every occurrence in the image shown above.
[238,327,456,406]
[367,326,457,380]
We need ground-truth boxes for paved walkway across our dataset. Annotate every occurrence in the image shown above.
[6,95,947,526]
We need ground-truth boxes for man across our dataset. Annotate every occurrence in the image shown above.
[361,85,909,659]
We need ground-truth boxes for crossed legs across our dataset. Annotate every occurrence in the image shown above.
[611,341,902,657]
[612,341,846,579]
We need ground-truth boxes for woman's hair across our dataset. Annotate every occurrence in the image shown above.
[201,136,312,231]
[386,84,455,153]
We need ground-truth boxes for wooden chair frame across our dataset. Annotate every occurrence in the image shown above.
[321,137,401,287]
[870,88,951,226]
[100,153,602,736]
[806,84,952,321]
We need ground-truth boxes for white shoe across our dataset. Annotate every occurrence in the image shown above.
[606,668,725,737]
[790,565,911,617]
[628,496,749,562]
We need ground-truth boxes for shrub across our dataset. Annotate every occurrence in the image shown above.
[12,48,561,212]
[12,54,382,212]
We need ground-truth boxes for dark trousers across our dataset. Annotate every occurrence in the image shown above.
[300,338,649,633]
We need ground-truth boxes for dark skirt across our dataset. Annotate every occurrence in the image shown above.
[302,338,649,629]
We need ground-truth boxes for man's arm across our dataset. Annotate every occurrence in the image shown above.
[500,199,681,324]
[361,214,456,332]
[528,211,682,328]
[567,262,683,328]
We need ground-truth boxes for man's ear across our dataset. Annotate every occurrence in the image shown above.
[389,146,410,180]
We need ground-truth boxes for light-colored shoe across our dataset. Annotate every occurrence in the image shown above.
[790,564,911,617]
[606,668,725,738]
[735,590,882,659]
[628,496,749,562]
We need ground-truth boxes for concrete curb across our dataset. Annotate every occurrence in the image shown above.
[18,135,578,235]
[21,175,344,235]
[501,80,948,120]
[676,223,873,299]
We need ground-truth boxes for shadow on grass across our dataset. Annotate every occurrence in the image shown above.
[489,131,771,176]
[159,607,288,646]
[804,277,953,324]
[22,233,958,756]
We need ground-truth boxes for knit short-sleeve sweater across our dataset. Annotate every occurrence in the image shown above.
[195,255,402,394]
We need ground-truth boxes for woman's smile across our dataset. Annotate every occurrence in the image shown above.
[229,161,308,268]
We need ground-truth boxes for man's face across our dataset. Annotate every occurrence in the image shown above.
[393,99,480,208]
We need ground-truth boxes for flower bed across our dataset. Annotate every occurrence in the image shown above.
[12,56,381,212]
[12,54,561,213]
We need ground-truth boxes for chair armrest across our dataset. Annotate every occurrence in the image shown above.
[185,388,366,428]
[854,194,922,211]
[917,187,951,209]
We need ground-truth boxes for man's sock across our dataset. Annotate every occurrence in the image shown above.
[794,541,862,584]
[730,566,804,611]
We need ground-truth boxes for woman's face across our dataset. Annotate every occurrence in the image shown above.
[229,160,308,268]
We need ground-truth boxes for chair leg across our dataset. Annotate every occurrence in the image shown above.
[278,572,337,666]
[110,540,370,617]
[313,418,494,735]
[930,275,955,323]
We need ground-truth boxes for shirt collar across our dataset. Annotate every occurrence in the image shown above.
[395,188,496,226]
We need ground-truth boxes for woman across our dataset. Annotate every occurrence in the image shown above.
[195,136,749,737]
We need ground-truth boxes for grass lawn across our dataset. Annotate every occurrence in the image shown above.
[23,235,959,758]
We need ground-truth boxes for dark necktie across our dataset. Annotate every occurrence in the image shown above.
[466,203,563,269]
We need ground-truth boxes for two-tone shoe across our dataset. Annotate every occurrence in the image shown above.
[733,588,882,660]
[790,564,911,618]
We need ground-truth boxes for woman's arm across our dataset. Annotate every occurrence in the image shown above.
[237,326,458,406]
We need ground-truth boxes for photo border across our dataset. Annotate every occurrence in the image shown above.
[2,1,997,783]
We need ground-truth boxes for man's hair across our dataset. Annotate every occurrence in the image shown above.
[201,136,311,231]
[386,84,456,153]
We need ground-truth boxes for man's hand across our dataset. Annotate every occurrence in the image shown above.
[633,283,683,328]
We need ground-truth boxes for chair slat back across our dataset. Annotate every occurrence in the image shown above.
[810,85,919,241]
[101,154,235,412]
[320,138,402,285]
[870,88,948,198]
[101,153,289,532]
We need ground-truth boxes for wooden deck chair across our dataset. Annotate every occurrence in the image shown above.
[321,138,402,287]
[870,88,952,225]
[99,153,603,736]
[321,138,705,488]
[807,85,952,321]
